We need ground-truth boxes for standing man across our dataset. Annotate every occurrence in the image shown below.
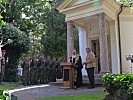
[38,55,46,84]
[56,58,62,79]
[30,55,39,85]
[45,56,51,83]
[83,48,96,89]
[21,56,30,86]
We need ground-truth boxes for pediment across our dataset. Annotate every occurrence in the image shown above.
[57,0,120,22]
[57,0,91,11]
[66,0,91,8]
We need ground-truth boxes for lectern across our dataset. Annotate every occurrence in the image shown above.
[61,62,75,88]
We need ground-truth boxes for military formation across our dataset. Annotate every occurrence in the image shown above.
[21,55,63,86]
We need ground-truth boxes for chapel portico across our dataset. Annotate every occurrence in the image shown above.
[57,0,121,75]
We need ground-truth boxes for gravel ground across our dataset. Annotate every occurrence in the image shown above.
[10,85,104,100]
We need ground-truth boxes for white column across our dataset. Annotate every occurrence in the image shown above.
[67,22,74,60]
[78,27,87,75]
[110,21,120,74]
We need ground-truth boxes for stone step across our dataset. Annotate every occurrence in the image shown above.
[50,74,103,86]
[50,79,63,86]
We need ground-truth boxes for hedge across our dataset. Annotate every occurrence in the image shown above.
[102,73,133,100]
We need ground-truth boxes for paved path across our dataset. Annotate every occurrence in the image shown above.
[9,85,104,100]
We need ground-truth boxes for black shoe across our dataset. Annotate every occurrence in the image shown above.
[76,85,81,88]
[87,86,95,89]
[23,84,27,86]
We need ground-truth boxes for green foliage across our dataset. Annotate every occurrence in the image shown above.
[1,0,47,55]
[1,0,79,57]
[128,83,133,97]
[0,90,7,100]
[102,73,133,98]
[0,24,30,51]
[1,0,62,55]
[0,0,69,81]
[0,0,79,81]
[0,23,30,81]
[37,93,106,100]
[41,8,67,57]
[41,8,79,58]
[0,83,19,100]
[0,0,6,26]
[0,82,20,90]
[73,26,79,52]
[120,0,133,7]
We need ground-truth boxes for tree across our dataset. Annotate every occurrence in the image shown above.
[0,23,30,81]
[0,0,32,81]
[115,0,133,8]
[2,0,52,55]
[41,8,67,57]
[119,0,133,6]
[0,0,64,81]
[41,0,79,58]
[0,0,6,26]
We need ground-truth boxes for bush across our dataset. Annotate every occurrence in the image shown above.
[102,73,133,100]
[128,83,133,99]
[0,90,7,100]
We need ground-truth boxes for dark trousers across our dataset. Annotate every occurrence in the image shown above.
[30,69,38,85]
[86,67,95,88]
[76,69,82,87]
[1,65,5,80]
[23,70,30,85]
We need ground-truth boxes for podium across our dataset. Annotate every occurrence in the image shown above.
[61,62,75,88]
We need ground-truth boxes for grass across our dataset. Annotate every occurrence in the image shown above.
[0,82,21,90]
[37,93,106,100]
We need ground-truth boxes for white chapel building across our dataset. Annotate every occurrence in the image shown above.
[57,0,133,75]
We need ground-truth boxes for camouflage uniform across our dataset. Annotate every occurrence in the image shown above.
[43,62,48,84]
[45,56,51,83]
[30,56,39,85]
[38,56,47,84]
[56,59,62,79]
[50,59,56,82]
[21,57,30,86]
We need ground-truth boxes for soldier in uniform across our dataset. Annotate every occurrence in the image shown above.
[30,55,39,85]
[45,56,51,83]
[56,58,62,79]
[21,56,30,86]
[38,55,47,84]
[50,58,57,82]
[43,56,49,84]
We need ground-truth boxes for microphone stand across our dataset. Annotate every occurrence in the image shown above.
[131,60,133,74]
[131,56,133,74]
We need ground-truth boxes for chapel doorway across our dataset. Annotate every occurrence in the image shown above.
[91,34,112,74]
[91,40,100,73]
